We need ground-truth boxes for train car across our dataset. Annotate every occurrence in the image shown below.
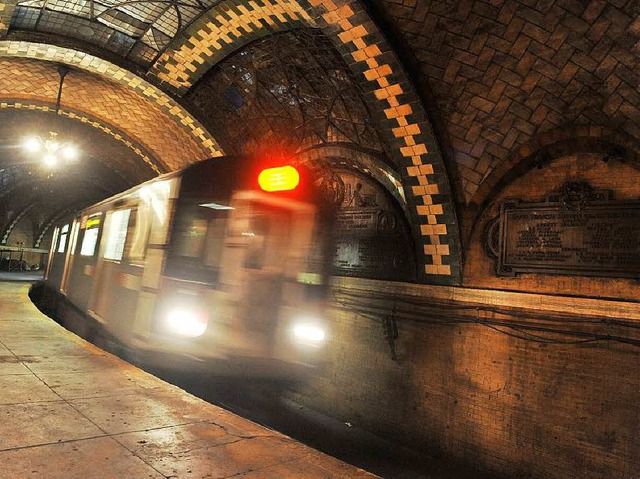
[43,156,332,376]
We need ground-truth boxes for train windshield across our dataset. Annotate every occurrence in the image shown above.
[166,192,319,286]
[165,198,231,283]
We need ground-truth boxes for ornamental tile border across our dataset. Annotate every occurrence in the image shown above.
[151,0,316,93]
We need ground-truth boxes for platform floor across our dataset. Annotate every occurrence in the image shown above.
[0,282,377,479]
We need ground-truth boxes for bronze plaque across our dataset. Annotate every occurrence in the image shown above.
[316,167,415,282]
[489,184,640,278]
[333,207,413,281]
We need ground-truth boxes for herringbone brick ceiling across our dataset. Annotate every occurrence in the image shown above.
[370,0,639,204]
[0,0,637,264]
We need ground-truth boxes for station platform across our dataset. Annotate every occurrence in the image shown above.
[0,281,377,479]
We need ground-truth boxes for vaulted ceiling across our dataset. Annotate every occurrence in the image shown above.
[0,0,638,284]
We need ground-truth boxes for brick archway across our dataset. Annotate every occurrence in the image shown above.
[0,42,224,171]
[152,0,462,284]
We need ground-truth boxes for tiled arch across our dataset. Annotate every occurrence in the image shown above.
[0,41,224,170]
[152,0,462,284]
[468,125,640,210]
[464,125,640,246]
[295,144,409,216]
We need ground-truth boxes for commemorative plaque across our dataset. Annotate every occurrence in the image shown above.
[487,182,640,278]
[314,168,415,281]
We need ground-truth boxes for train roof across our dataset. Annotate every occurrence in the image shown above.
[72,155,243,215]
[64,155,314,219]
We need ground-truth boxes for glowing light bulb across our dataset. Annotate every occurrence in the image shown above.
[23,137,41,153]
[61,145,78,160]
[43,154,57,167]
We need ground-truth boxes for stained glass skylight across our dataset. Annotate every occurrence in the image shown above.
[10,0,222,67]
[186,29,384,157]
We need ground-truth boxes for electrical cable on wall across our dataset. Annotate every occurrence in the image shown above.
[332,289,640,348]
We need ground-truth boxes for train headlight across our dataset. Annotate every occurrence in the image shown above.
[292,322,326,343]
[165,308,208,337]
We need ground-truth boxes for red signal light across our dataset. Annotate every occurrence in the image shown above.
[258,166,300,192]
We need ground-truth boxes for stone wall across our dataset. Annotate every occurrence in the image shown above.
[294,145,640,478]
[293,277,640,478]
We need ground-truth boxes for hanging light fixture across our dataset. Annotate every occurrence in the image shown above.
[22,65,80,168]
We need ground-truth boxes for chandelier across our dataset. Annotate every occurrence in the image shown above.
[22,65,79,167]
[23,131,78,166]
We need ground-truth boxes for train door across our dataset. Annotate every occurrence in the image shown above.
[89,207,144,337]
[90,179,176,341]
[221,194,316,354]
[65,212,103,311]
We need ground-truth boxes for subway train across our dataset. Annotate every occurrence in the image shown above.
[41,156,333,377]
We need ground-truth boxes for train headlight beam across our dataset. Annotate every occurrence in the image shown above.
[292,322,326,343]
[165,308,208,337]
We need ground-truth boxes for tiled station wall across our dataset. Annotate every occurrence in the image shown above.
[292,147,640,478]
[294,279,639,479]
[464,152,640,300]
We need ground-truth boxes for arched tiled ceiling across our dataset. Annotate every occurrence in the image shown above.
[365,1,640,233]
[0,52,222,170]
[1,0,464,284]
[148,0,462,284]
[0,109,156,187]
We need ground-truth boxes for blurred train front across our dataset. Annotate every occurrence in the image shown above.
[43,156,333,378]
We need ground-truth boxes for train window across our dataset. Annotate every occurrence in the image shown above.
[138,179,173,246]
[243,205,292,271]
[80,213,102,256]
[103,209,131,261]
[69,221,80,256]
[243,216,269,269]
[57,224,69,253]
[204,216,227,269]
[166,199,230,283]
[177,217,208,258]
[51,227,59,254]
[130,204,151,262]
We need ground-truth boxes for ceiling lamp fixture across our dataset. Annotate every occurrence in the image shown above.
[22,65,79,168]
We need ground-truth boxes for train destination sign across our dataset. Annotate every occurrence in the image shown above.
[488,183,640,278]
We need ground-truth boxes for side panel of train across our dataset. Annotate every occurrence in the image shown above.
[46,175,179,342]
[45,159,329,375]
